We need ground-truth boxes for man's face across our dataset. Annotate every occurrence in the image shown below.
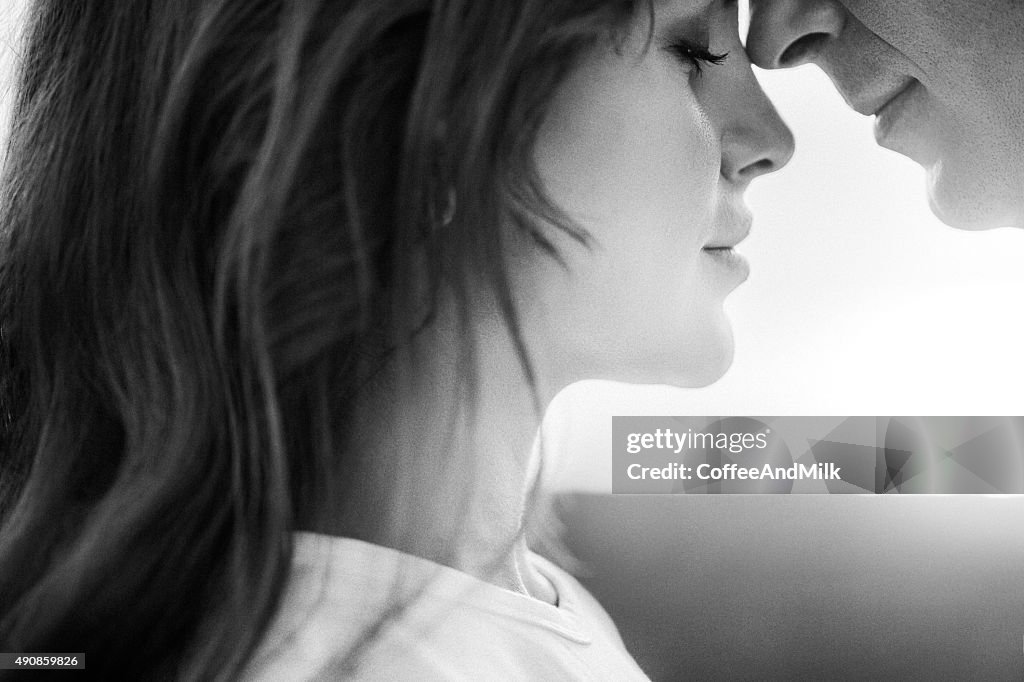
[747,0,1024,230]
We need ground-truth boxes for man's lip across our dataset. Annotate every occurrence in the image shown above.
[849,77,917,117]
[874,79,920,119]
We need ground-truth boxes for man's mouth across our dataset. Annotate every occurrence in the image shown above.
[872,78,919,118]
[848,77,918,118]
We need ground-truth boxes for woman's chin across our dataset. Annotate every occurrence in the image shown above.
[666,343,734,388]
[663,319,735,388]
[595,329,735,389]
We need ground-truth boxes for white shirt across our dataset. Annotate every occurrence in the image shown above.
[244,532,650,681]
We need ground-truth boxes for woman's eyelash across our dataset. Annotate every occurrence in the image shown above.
[669,43,729,76]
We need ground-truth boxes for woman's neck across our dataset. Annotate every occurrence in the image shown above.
[327,309,562,603]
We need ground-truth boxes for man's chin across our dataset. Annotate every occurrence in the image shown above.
[926,163,1024,231]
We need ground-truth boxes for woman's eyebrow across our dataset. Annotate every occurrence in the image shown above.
[657,0,728,36]
[658,0,716,15]
[660,12,711,42]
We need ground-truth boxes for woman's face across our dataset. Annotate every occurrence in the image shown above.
[521,0,794,389]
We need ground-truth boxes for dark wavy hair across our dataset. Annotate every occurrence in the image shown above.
[0,0,645,679]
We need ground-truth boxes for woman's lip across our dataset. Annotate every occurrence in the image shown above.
[704,219,751,250]
[702,247,749,279]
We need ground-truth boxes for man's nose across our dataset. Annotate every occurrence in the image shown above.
[747,0,846,69]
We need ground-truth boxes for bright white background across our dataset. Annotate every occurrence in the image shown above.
[3,3,1024,487]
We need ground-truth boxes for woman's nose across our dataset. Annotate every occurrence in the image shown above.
[716,49,796,184]
[720,91,795,184]
[746,0,846,69]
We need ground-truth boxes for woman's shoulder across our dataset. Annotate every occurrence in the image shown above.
[242,532,650,681]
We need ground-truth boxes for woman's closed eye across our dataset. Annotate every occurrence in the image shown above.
[668,42,729,77]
